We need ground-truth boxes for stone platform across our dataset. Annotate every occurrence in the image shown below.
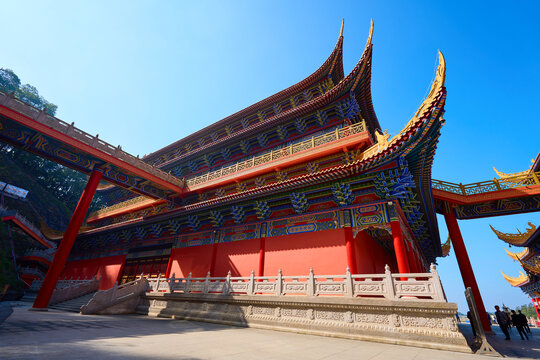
[138,292,470,353]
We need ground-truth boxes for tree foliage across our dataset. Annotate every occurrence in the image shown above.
[516,303,538,319]
[0,68,57,115]
[0,68,103,227]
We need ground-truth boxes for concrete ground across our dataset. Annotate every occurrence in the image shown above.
[1,301,539,360]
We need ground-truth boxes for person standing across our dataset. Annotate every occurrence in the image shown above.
[517,310,531,335]
[495,305,511,340]
[511,310,529,340]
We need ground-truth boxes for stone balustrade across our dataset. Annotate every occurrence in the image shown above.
[186,121,367,187]
[147,264,446,301]
[81,277,148,315]
[0,205,55,248]
[138,265,468,353]
[28,277,98,292]
[48,276,101,306]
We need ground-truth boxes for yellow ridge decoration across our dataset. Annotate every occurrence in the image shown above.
[357,51,446,162]
[504,247,529,261]
[441,235,451,257]
[501,271,529,287]
[493,157,535,179]
[490,222,537,246]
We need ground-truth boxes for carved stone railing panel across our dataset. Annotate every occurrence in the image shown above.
[147,265,446,302]
[48,276,101,306]
[80,277,148,314]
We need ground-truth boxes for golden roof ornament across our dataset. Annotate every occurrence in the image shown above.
[501,271,529,287]
[490,222,537,246]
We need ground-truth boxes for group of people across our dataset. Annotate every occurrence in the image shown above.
[494,305,532,340]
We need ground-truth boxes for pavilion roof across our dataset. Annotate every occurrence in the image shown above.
[143,21,346,166]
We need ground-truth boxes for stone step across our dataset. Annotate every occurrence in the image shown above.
[20,293,38,302]
[48,292,96,313]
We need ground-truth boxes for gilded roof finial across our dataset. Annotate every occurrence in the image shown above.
[339,18,344,37]
[366,19,374,46]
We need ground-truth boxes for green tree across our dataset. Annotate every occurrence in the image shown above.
[517,303,538,319]
[0,68,57,115]
[0,68,103,227]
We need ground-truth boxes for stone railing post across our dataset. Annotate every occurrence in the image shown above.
[169,274,175,293]
[186,273,192,294]
[110,282,118,302]
[224,271,231,295]
[155,274,161,293]
[430,263,446,301]
[384,265,396,300]
[204,272,210,294]
[276,269,283,296]
[307,268,315,296]
[248,270,255,295]
[345,267,353,297]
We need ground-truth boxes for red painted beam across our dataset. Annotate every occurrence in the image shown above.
[0,105,184,195]
[32,169,103,309]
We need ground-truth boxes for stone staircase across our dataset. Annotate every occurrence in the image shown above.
[20,292,37,303]
[48,292,97,313]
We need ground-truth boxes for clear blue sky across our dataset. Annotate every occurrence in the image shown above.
[2,1,539,312]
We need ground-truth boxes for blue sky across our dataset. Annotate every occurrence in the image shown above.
[2,1,539,311]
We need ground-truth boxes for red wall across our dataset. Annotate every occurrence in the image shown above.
[168,244,213,278]
[61,255,125,290]
[213,239,260,276]
[353,230,398,274]
[167,228,399,278]
[264,228,348,276]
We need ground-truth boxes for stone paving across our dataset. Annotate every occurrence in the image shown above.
[1,301,539,360]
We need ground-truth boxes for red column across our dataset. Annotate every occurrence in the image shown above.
[32,169,103,309]
[390,220,410,274]
[444,210,492,332]
[532,298,540,320]
[344,227,357,274]
[258,237,265,276]
[165,255,173,278]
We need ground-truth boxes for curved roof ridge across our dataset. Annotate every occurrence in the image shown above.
[152,21,375,169]
[144,24,345,163]
[501,271,529,287]
[490,222,538,246]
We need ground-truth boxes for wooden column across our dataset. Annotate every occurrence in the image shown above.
[390,220,410,274]
[33,169,103,309]
[258,237,265,277]
[344,227,357,274]
[532,298,540,320]
[444,209,492,332]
